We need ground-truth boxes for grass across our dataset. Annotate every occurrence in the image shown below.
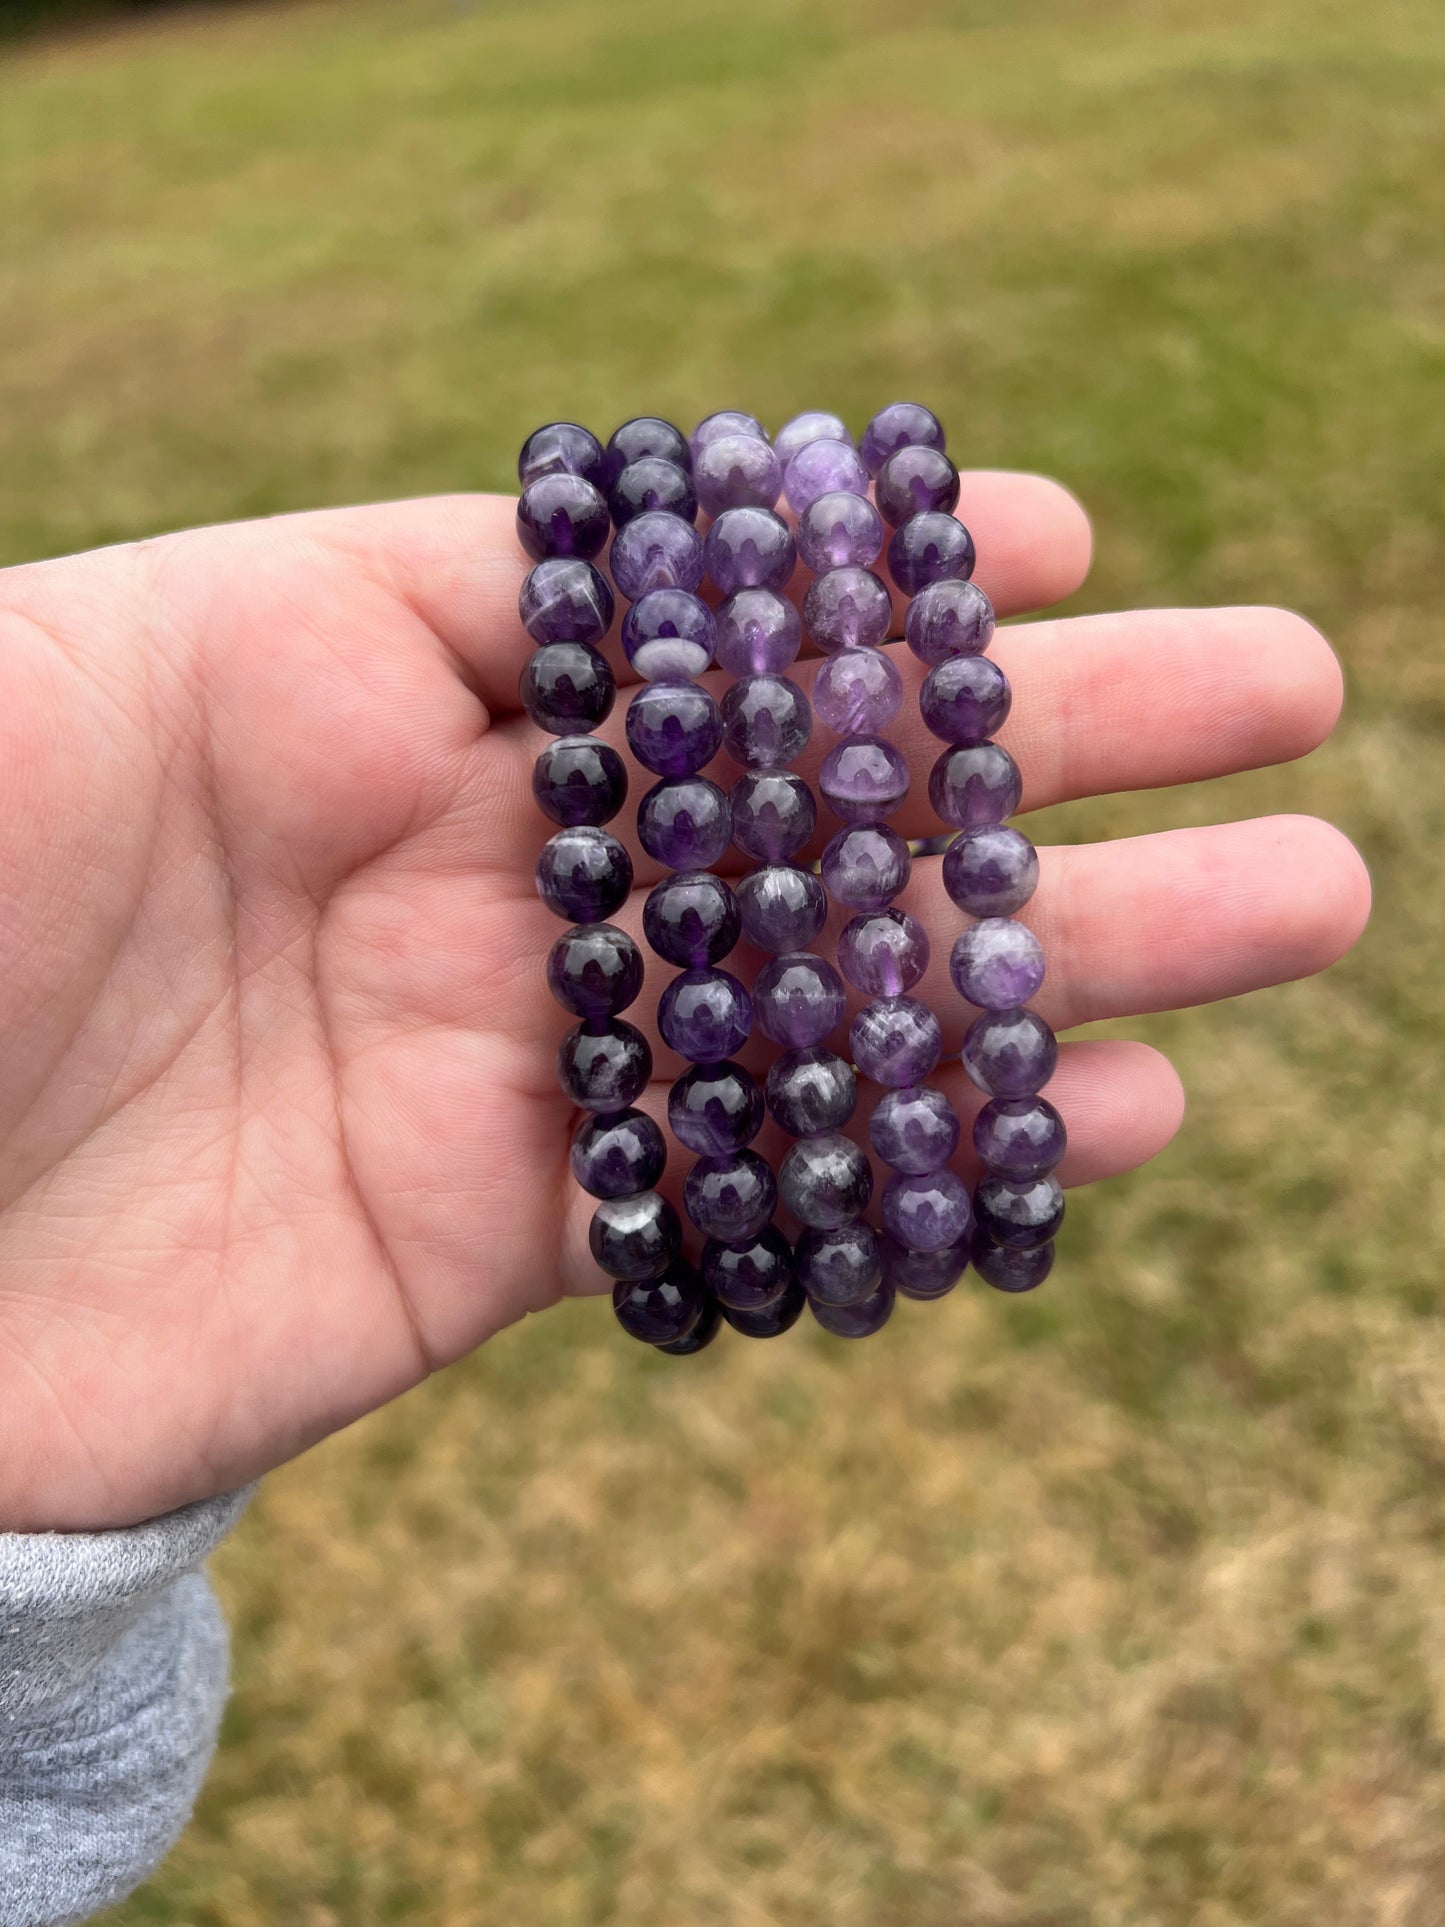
[2,0,1442,1919]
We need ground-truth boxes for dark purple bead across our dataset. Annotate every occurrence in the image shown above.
[765,1047,857,1138]
[519,558,615,647]
[557,1020,652,1113]
[905,578,995,666]
[638,777,732,871]
[517,473,610,563]
[850,996,942,1087]
[626,683,722,778]
[971,1232,1055,1293]
[730,770,816,863]
[736,864,827,955]
[537,826,632,923]
[722,1273,806,1337]
[950,917,1045,1009]
[643,872,739,966]
[887,513,976,597]
[809,1279,895,1338]
[532,735,627,828]
[973,1095,1067,1181]
[881,1169,973,1253]
[571,1108,666,1200]
[837,910,930,997]
[920,656,1012,746]
[721,675,813,770]
[754,952,846,1049]
[694,435,783,516]
[797,491,885,573]
[779,1132,872,1230]
[521,641,616,736]
[803,567,893,654]
[656,1290,722,1355]
[606,415,691,480]
[962,1007,1058,1099]
[668,1060,765,1156]
[714,589,802,675]
[774,411,850,466]
[518,421,608,491]
[703,507,796,595]
[705,1224,794,1312]
[782,438,870,513]
[942,826,1039,917]
[659,967,753,1064]
[821,823,910,911]
[685,1149,776,1243]
[869,1084,959,1175]
[610,512,704,601]
[928,743,1023,830]
[974,1174,1064,1250]
[795,1222,882,1305]
[691,409,767,455]
[812,647,903,735]
[612,1254,703,1339]
[875,445,961,527]
[860,401,946,477]
[620,588,715,683]
[547,922,644,1020]
[819,735,910,824]
[592,1190,681,1281]
[883,1232,970,1300]
[608,456,698,529]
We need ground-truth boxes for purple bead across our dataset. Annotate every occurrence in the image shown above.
[657,1291,722,1356]
[669,1060,765,1155]
[547,922,643,1020]
[612,1256,703,1340]
[819,735,910,824]
[659,967,753,1063]
[962,1007,1058,1099]
[721,1272,806,1336]
[685,1150,776,1244]
[950,918,1045,1009]
[730,769,816,863]
[609,511,704,601]
[881,1169,973,1253]
[765,1047,857,1138]
[521,642,615,736]
[795,1222,882,1305]
[971,1232,1055,1293]
[821,823,910,911]
[974,1174,1064,1250]
[809,1279,895,1338]
[721,675,813,770]
[850,995,942,1087]
[860,401,946,477]
[942,826,1039,917]
[887,512,976,597]
[703,506,796,595]
[516,473,610,563]
[571,1108,666,1201]
[608,456,698,528]
[779,1132,872,1230]
[797,491,885,573]
[837,910,930,997]
[620,588,716,683]
[920,656,1011,745]
[606,415,691,480]
[875,445,961,528]
[904,578,995,665]
[537,826,633,923]
[973,1095,1067,1181]
[883,1232,970,1300]
[691,409,767,455]
[774,411,850,465]
[714,589,803,675]
[519,558,615,647]
[705,1225,794,1311]
[928,743,1023,830]
[638,777,732,871]
[736,865,827,954]
[518,421,608,491]
[694,435,783,516]
[592,1191,681,1282]
[626,683,723,778]
[557,1020,652,1112]
[782,438,870,513]
[803,567,893,654]
[812,647,903,735]
[532,736,627,828]
[754,952,845,1049]
[644,872,739,966]
[869,1084,959,1175]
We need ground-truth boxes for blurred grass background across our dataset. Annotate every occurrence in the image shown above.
[3,0,1442,1919]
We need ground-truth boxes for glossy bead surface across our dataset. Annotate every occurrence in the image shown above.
[754,952,846,1049]
[722,1274,806,1337]
[592,1191,681,1282]
[607,456,697,528]
[837,910,930,997]
[973,1095,1067,1180]
[962,1007,1058,1099]
[765,1047,857,1138]
[657,1291,722,1356]
[610,511,704,601]
[668,1061,765,1155]
[638,777,732,871]
[974,1174,1064,1250]
[875,445,961,527]
[684,1150,777,1244]
[869,1084,959,1175]
[782,438,870,513]
[803,567,892,654]
[694,434,783,516]
[813,647,903,735]
[516,473,610,562]
[532,736,627,828]
[557,1019,652,1112]
[521,641,616,736]
[518,420,608,491]
[714,589,802,675]
[659,967,753,1063]
[703,506,796,595]
[809,1279,895,1338]
[606,415,691,479]
[819,735,910,823]
[971,1232,1055,1293]
[950,917,1045,1009]
[730,769,816,863]
[721,675,812,770]
[570,1108,666,1200]
[547,922,644,1020]
[860,401,946,476]
[904,577,995,665]
[705,1225,794,1311]
[881,1169,973,1253]
[537,827,632,923]
[797,491,885,573]
[850,995,942,1087]
[883,1232,970,1300]
[520,558,615,647]
[920,656,1012,745]
[942,825,1039,917]
[928,743,1023,829]
[821,823,910,910]
[779,1132,872,1230]
[795,1222,882,1305]
[736,864,826,954]
[626,683,722,778]
[620,588,716,683]
[612,1257,704,1340]
[643,872,740,966]
[887,512,976,597]
[691,409,767,455]
[774,410,850,465]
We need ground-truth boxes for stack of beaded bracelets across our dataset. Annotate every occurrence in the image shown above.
[520,404,1064,1357]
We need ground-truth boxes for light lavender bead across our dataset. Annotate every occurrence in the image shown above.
[820,823,910,911]
[783,438,870,514]
[691,409,767,455]
[942,825,1039,917]
[904,578,996,665]
[714,589,803,675]
[813,647,903,735]
[774,410,850,465]
[961,1007,1058,1099]
[837,911,930,997]
[736,865,827,954]
[609,511,704,601]
[849,995,942,1087]
[753,951,846,1049]
[950,918,1046,1009]
[703,506,796,595]
[694,434,783,516]
[820,735,910,824]
[869,1084,959,1175]
[881,1169,974,1253]
[778,1133,872,1231]
[803,567,893,654]
[797,491,885,573]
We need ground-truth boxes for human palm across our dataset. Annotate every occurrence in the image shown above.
[0,479,1368,1531]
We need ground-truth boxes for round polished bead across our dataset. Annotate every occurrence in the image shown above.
[610,511,704,601]
[850,995,942,1087]
[869,1084,959,1175]
[643,872,740,966]
[821,823,910,911]
[928,743,1023,829]
[607,455,698,529]
[537,826,632,923]
[803,567,893,654]
[532,735,627,828]
[657,1290,722,1355]
[975,1174,1064,1250]
[570,1108,666,1200]
[714,589,802,675]
[659,967,753,1063]
[920,656,1012,745]
[887,512,976,597]
[973,1095,1067,1180]
[606,415,691,480]
[730,769,816,863]
[782,438,870,513]
[881,1169,973,1253]
[668,1060,765,1155]
[942,825,1039,917]
[547,922,644,1020]
[962,1007,1058,1099]
[754,952,846,1049]
[883,1232,970,1300]
[765,1047,857,1138]
[516,473,610,563]
[625,683,722,778]
[721,675,813,770]
[722,1273,806,1337]
[612,1255,703,1339]
[813,647,903,736]
[557,1019,652,1112]
[521,641,616,736]
[779,1132,872,1230]
[703,506,796,595]
[638,777,732,871]
[837,910,930,997]
[694,434,784,516]
[904,577,995,665]
[685,1150,777,1244]
[875,444,961,527]
[950,917,1045,1009]
[705,1225,793,1311]
[795,1222,882,1306]
[774,410,850,465]
[809,1279,895,1338]
[620,588,716,683]
[520,557,615,647]
[819,735,910,823]
[860,401,946,477]
[691,409,767,455]
[797,490,885,573]
[518,420,608,491]
[736,864,827,954]
[592,1191,681,1282]
[971,1231,1055,1293]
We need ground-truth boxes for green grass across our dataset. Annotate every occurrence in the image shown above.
[3,0,1442,1919]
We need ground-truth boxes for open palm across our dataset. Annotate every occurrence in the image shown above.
[0,479,1368,1531]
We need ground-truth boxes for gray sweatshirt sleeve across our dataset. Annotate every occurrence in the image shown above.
[0,1489,252,1927]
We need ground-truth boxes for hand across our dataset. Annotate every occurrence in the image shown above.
[0,481,1368,1530]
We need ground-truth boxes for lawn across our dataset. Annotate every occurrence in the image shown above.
[4,0,1443,1920]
